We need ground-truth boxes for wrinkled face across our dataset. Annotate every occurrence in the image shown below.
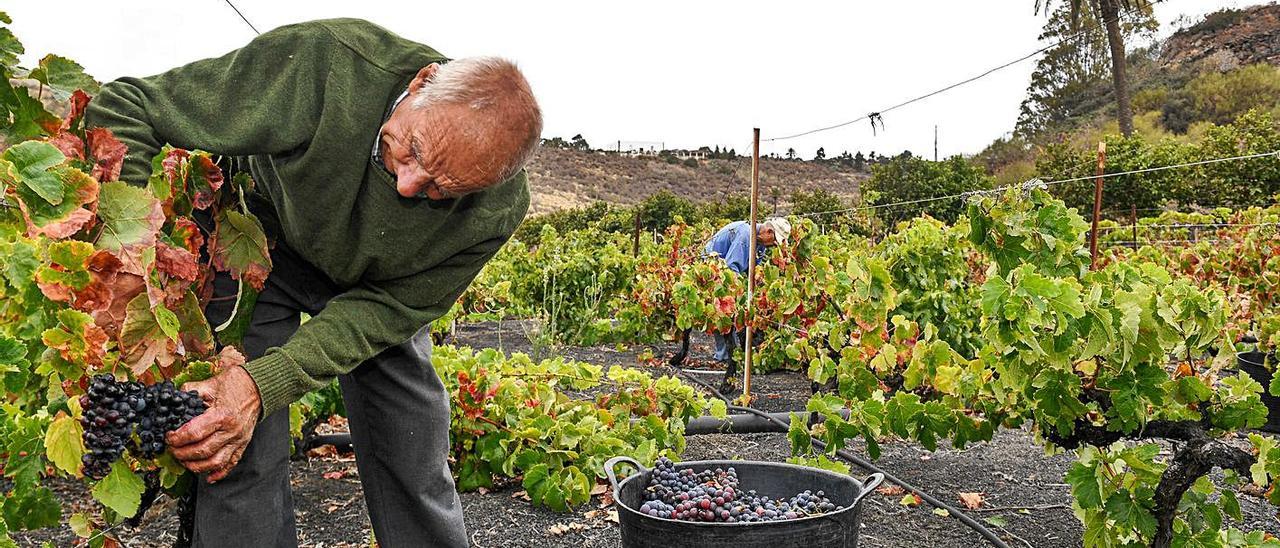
[758,226,776,246]
[378,64,517,200]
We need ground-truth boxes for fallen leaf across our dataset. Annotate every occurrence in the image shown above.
[477,487,489,495]
[900,493,922,507]
[322,470,346,480]
[511,490,531,501]
[606,509,619,523]
[308,445,337,459]
[546,522,588,537]
[932,508,950,517]
[958,492,985,510]
[876,484,906,497]
[599,490,615,507]
[590,482,608,496]
[984,516,1008,528]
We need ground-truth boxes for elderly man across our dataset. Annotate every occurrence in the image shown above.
[86,19,540,547]
[703,217,791,364]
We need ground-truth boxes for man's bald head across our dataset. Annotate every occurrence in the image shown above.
[378,57,542,200]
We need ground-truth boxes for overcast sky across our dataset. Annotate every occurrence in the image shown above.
[9,0,1248,159]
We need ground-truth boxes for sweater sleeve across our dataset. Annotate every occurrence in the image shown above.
[84,22,332,186]
[244,228,513,418]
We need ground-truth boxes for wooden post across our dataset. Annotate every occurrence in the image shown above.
[1090,141,1106,270]
[1130,204,1138,249]
[744,128,761,400]
[632,209,641,257]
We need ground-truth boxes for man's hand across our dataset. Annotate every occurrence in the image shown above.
[167,365,262,483]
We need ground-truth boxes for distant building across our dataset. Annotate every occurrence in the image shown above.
[666,149,709,161]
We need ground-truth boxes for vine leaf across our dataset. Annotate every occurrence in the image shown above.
[41,309,109,377]
[210,209,272,291]
[118,293,176,375]
[175,290,214,357]
[85,251,145,339]
[85,127,125,182]
[0,77,59,142]
[43,412,85,477]
[95,181,164,275]
[90,459,144,518]
[189,154,223,210]
[26,54,99,98]
[15,167,98,239]
[0,486,60,530]
[35,240,95,302]
[2,140,66,205]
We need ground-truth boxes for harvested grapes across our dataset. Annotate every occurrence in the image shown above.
[638,457,842,523]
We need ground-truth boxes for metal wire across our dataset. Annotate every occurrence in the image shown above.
[761,3,1162,144]
[790,149,1280,220]
[224,0,261,35]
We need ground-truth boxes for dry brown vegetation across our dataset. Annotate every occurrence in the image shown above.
[524,147,865,214]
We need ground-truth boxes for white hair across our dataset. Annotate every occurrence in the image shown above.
[411,57,543,183]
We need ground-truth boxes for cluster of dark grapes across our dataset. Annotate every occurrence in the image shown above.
[79,375,207,479]
[638,457,841,523]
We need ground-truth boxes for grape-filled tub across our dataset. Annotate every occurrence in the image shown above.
[605,456,883,548]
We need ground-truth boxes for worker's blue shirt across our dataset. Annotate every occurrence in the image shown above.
[704,221,768,275]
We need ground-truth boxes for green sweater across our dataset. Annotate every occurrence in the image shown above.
[85,19,529,418]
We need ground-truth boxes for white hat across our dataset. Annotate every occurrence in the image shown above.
[762,217,792,244]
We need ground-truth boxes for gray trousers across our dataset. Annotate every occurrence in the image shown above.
[197,241,466,548]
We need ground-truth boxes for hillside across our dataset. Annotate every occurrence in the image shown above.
[1161,3,1280,69]
[523,147,864,215]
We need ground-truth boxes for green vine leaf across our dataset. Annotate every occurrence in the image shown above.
[90,459,144,518]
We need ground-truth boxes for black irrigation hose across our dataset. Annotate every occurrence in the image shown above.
[675,369,1011,548]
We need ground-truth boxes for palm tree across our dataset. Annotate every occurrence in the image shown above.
[1037,0,1149,136]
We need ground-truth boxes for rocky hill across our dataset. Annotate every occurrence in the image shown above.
[1161,3,1280,70]
[524,147,864,215]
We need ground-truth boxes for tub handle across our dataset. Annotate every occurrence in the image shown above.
[604,456,647,495]
[852,473,885,509]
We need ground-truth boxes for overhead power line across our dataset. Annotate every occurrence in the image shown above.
[224,0,261,36]
[762,1,1164,144]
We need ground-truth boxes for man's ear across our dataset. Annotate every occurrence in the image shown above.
[407,63,441,95]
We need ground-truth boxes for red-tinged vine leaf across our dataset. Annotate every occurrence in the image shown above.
[900,493,923,507]
[90,459,144,518]
[40,309,109,379]
[174,290,214,357]
[170,217,204,255]
[210,209,272,291]
[47,130,84,160]
[155,242,199,282]
[35,241,95,302]
[64,90,91,132]
[2,140,67,205]
[95,181,164,275]
[85,251,145,338]
[118,293,177,375]
[17,167,98,239]
[876,484,905,497]
[189,153,223,210]
[957,492,985,510]
[43,412,85,477]
[147,147,188,214]
[86,128,126,182]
